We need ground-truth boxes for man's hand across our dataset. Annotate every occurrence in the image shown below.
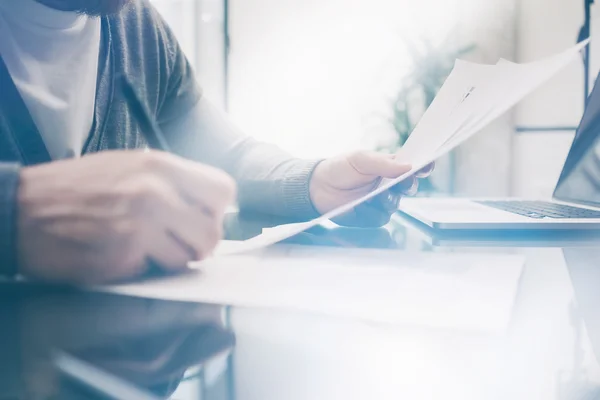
[17,150,236,284]
[309,151,433,227]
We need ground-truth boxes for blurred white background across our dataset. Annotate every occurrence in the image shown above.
[151,0,589,198]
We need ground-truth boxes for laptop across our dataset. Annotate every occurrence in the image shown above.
[399,72,600,231]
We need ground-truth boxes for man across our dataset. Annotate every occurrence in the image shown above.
[0,0,430,284]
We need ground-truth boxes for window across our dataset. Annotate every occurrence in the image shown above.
[150,0,227,109]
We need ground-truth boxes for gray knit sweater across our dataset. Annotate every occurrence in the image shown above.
[0,0,319,277]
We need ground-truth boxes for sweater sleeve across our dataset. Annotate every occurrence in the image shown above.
[163,98,322,220]
[0,163,20,277]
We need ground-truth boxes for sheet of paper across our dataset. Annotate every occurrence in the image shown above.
[214,222,315,256]
[101,249,526,334]
[210,41,588,258]
[400,60,498,159]
[436,40,588,155]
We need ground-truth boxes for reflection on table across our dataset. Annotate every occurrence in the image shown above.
[224,211,600,400]
[2,211,600,400]
[0,286,234,399]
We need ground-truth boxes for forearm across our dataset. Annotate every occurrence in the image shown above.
[0,163,20,278]
[164,97,321,220]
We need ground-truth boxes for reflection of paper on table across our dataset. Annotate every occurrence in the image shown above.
[211,41,588,259]
[102,249,525,334]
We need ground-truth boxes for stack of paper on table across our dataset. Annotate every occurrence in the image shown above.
[212,40,589,258]
[100,249,525,334]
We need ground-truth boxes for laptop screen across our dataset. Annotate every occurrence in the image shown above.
[553,74,600,207]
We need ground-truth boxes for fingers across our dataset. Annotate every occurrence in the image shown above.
[167,211,222,261]
[154,193,224,263]
[183,164,236,217]
[390,175,419,196]
[376,191,401,214]
[404,179,419,196]
[391,149,434,178]
[146,232,195,272]
[128,172,225,271]
[332,193,399,228]
[388,159,433,195]
[139,151,237,217]
[146,210,223,272]
[415,162,435,178]
[347,151,412,179]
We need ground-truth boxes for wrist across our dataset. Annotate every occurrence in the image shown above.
[308,160,334,215]
[277,159,324,219]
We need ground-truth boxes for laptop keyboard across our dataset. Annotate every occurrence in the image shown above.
[476,200,600,219]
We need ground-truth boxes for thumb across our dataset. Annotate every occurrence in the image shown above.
[348,151,412,179]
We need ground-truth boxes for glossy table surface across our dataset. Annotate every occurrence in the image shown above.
[2,211,600,400]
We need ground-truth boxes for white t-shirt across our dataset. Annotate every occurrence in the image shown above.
[0,0,100,159]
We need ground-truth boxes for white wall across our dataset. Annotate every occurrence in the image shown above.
[512,0,585,197]
[228,0,466,159]
[151,0,227,108]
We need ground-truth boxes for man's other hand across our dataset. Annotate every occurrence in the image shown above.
[309,151,433,227]
[17,150,236,284]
